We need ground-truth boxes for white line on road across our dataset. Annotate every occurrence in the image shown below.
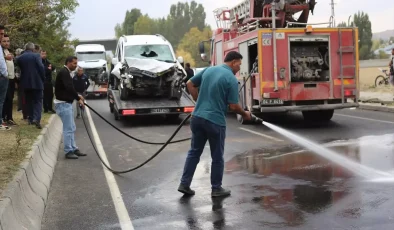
[238,127,284,142]
[85,101,134,230]
[335,113,394,125]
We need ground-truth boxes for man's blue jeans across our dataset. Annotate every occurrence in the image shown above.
[0,77,9,124]
[180,116,226,189]
[55,102,78,153]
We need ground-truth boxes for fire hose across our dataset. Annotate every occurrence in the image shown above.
[80,76,263,175]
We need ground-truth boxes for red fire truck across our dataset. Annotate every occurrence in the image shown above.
[198,0,359,124]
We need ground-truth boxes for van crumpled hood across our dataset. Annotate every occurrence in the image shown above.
[124,57,176,75]
[78,59,107,69]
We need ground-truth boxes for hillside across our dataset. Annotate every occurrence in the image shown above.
[373,30,394,41]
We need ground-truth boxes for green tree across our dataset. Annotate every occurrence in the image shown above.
[178,26,212,67]
[351,11,373,60]
[372,39,382,52]
[133,14,156,35]
[114,9,142,37]
[0,0,79,68]
[378,50,389,59]
[337,22,347,27]
[176,49,195,67]
[168,1,206,49]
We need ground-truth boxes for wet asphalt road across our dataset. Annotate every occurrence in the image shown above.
[41,98,394,230]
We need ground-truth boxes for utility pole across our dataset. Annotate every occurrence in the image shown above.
[330,0,336,27]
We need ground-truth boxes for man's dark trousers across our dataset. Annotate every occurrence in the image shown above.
[43,82,54,112]
[24,89,43,123]
[180,116,226,189]
[2,79,16,121]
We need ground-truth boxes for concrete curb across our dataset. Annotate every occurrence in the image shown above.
[358,103,394,113]
[0,114,62,230]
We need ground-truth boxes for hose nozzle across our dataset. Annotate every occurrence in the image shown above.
[251,114,263,124]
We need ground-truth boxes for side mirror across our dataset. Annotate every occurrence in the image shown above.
[200,53,207,61]
[177,56,184,64]
[198,42,205,54]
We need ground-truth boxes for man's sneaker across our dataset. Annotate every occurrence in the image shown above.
[178,184,195,196]
[211,187,231,197]
[65,152,78,159]
[74,149,87,157]
[0,124,11,131]
[76,115,81,119]
[7,120,17,126]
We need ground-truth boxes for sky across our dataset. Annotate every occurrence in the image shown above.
[68,0,394,40]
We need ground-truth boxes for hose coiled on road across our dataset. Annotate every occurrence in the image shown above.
[81,104,192,174]
[83,103,191,145]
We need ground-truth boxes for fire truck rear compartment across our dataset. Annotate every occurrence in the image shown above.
[289,39,330,83]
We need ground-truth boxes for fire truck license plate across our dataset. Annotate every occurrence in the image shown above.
[151,108,170,113]
[261,99,283,105]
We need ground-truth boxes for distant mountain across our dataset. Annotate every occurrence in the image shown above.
[373,30,394,41]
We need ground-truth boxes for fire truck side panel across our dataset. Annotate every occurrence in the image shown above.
[257,28,358,106]
[222,30,259,109]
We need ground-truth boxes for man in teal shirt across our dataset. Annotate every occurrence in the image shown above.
[178,51,252,197]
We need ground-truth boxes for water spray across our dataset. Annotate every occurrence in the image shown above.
[261,121,394,181]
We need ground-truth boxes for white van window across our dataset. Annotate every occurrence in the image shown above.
[77,51,106,61]
[124,45,174,62]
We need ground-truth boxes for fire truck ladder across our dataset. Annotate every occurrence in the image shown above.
[338,27,357,104]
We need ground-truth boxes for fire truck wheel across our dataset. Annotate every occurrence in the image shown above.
[302,110,334,122]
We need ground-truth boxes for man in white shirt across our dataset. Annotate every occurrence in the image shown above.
[1,34,17,126]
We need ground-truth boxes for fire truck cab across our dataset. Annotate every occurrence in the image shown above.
[198,0,359,123]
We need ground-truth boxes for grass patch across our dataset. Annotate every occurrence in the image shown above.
[0,99,51,194]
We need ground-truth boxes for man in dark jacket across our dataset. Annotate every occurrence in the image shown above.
[73,67,90,118]
[41,50,56,113]
[54,56,86,159]
[16,42,45,129]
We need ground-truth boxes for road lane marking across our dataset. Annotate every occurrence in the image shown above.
[238,127,284,142]
[85,102,134,230]
[335,113,394,125]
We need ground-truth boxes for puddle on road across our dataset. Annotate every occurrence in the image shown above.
[224,134,394,227]
[226,134,394,181]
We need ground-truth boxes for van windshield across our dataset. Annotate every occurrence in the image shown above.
[124,45,174,63]
[76,51,106,61]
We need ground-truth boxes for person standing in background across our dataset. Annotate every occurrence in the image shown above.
[41,50,56,113]
[72,67,90,119]
[16,42,45,129]
[1,34,17,126]
[14,48,27,119]
[54,56,86,159]
[0,25,10,131]
[34,44,40,53]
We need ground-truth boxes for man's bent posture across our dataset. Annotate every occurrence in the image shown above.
[178,51,252,197]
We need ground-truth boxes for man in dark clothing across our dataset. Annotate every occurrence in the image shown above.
[184,63,194,81]
[16,42,45,129]
[41,50,56,113]
[72,67,90,118]
[54,56,86,159]
[184,63,194,94]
